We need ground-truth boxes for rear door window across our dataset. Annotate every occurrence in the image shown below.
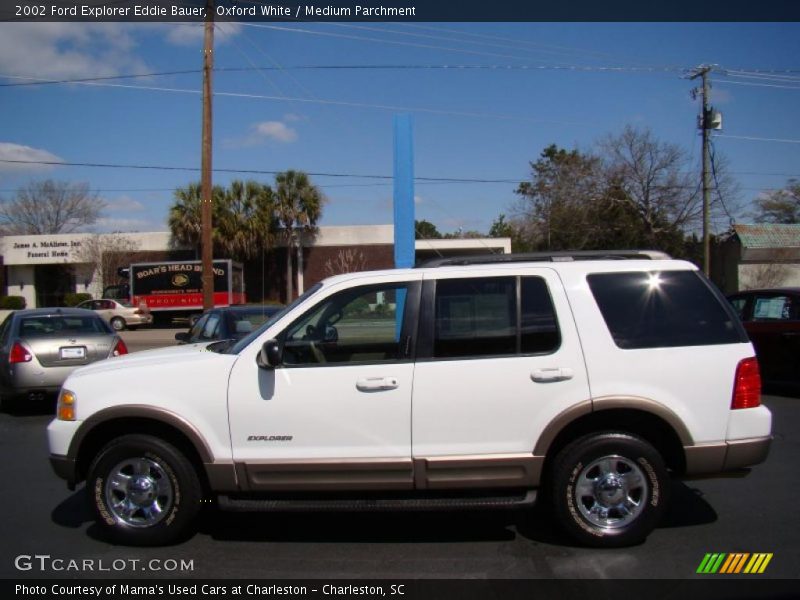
[430,276,561,359]
[434,277,517,358]
[588,271,746,349]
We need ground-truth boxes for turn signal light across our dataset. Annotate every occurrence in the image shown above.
[57,390,76,421]
[112,339,128,357]
[732,357,761,410]
[9,342,32,364]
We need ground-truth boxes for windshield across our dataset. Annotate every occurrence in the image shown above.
[221,283,324,355]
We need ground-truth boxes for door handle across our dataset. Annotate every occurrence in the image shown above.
[356,377,399,392]
[531,368,574,383]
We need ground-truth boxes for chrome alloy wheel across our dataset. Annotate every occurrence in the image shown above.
[574,455,648,529]
[104,457,174,528]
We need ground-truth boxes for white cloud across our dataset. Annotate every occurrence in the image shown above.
[94,217,163,232]
[0,142,63,172]
[284,113,306,122]
[225,120,299,148]
[254,121,298,143]
[104,196,146,212]
[163,22,243,46]
[414,195,423,205]
[0,23,147,81]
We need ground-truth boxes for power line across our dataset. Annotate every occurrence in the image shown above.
[715,79,800,90]
[0,158,523,184]
[715,134,800,144]
[725,72,800,84]
[0,75,584,125]
[708,137,736,227]
[0,157,793,190]
[0,62,685,89]
[322,23,654,71]
[0,70,201,87]
[238,22,539,63]
[399,23,660,68]
[216,63,677,73]
[725,68,800,80]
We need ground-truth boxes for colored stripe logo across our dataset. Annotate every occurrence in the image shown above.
[697,553,773,574]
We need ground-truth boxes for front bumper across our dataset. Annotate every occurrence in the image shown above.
[49,454,77,490]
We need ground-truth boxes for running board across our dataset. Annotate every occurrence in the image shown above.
[217,490,537,512]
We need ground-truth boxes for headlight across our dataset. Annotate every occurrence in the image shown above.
[57,389,76,421]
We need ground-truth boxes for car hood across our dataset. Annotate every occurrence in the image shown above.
[66,342,223,378]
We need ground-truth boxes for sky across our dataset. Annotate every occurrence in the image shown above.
[0,21,799,236]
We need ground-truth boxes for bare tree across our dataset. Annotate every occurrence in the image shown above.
[324,249,367,277]
[600,126,739,239]
[0,180,104,234]
[753,179,800,224]
[740,262,791,290]
[600,127,699,236]
[739,248,796,290]
[74,233,142,297]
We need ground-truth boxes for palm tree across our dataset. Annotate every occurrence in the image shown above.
[169,181,274,261]
[274,170,324,301]
[218,180,276,260]
[168,183,226,257]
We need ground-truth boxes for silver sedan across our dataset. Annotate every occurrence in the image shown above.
[76,298,153,331]
[0,308,128,409]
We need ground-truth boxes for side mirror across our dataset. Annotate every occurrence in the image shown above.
[257,339,282,369]
[175,332,190,343]
[323,324,338,342]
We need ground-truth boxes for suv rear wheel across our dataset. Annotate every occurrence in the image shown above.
[87,434,202,546]
[550,432,669,547]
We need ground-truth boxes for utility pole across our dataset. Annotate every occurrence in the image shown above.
[200,0,214,310]
[689,65,712,277]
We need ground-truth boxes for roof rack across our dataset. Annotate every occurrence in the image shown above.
[418,250,672,268]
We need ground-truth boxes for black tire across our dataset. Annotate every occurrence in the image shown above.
[550,432,669,548]
[110,317,126,331]
[86,434,202,546]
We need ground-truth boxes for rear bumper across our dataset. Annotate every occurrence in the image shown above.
[684,436,772,477]
[7,361,77,391]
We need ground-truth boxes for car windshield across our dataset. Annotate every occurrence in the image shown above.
[219,283,323,355]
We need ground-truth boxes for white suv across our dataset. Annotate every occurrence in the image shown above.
[47,252,772,547]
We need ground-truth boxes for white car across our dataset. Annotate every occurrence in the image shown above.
[75,299,152,331]
[48,252,771,547]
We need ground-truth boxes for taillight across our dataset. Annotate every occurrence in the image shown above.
[732,357,761,409]
[112,339,128,357]
[9,341,32,364]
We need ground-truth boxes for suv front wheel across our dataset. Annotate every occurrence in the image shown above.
[86,434,202,546]
[550,432,669,547]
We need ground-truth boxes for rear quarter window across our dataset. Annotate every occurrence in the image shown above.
[587,270,746,349]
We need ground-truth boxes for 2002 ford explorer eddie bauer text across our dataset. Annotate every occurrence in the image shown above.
[47,252,772,547]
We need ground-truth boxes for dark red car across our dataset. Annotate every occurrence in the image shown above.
[727,288,800,387]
